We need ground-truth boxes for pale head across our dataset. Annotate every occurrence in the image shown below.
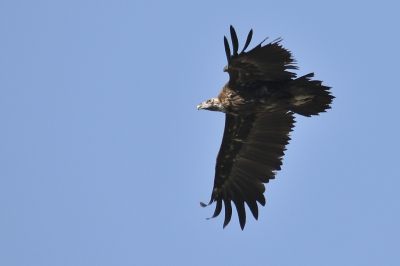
[197,98,226,112]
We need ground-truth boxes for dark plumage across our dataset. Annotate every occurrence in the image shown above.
[197,26,334,229]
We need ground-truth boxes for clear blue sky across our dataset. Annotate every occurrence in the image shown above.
[1,1,400,265]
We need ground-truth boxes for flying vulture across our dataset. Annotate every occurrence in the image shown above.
[197,26,334,230]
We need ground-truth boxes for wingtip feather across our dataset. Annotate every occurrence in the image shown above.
[230,25,239,56]
[223,199,232,228]
[224,36,231,65]
[241,29,253,53]
[233,200,247,230]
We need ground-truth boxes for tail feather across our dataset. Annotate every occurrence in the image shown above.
[289,73,334,117]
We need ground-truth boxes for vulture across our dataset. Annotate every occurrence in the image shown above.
[197,26,334,230]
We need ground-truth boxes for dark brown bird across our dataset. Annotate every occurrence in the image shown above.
[197,26,334,230]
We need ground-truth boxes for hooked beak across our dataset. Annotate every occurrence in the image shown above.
[197,102,210,110]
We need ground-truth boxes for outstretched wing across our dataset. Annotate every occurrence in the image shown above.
[223,25,297,88]
[202,110,295,229]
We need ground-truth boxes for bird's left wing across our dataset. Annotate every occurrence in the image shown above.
[223,26,297,88]
[202,110,295,229]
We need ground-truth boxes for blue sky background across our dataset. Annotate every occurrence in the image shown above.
[1,1,400,265]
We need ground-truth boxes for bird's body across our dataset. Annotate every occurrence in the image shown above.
[198,26,334,229]
[218,80,292,115]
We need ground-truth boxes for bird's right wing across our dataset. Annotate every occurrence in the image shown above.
[202,110,295,229]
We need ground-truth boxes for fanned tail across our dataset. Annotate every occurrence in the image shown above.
[289,73,334,117]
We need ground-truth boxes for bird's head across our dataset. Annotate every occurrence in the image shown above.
[197,98,225,112]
